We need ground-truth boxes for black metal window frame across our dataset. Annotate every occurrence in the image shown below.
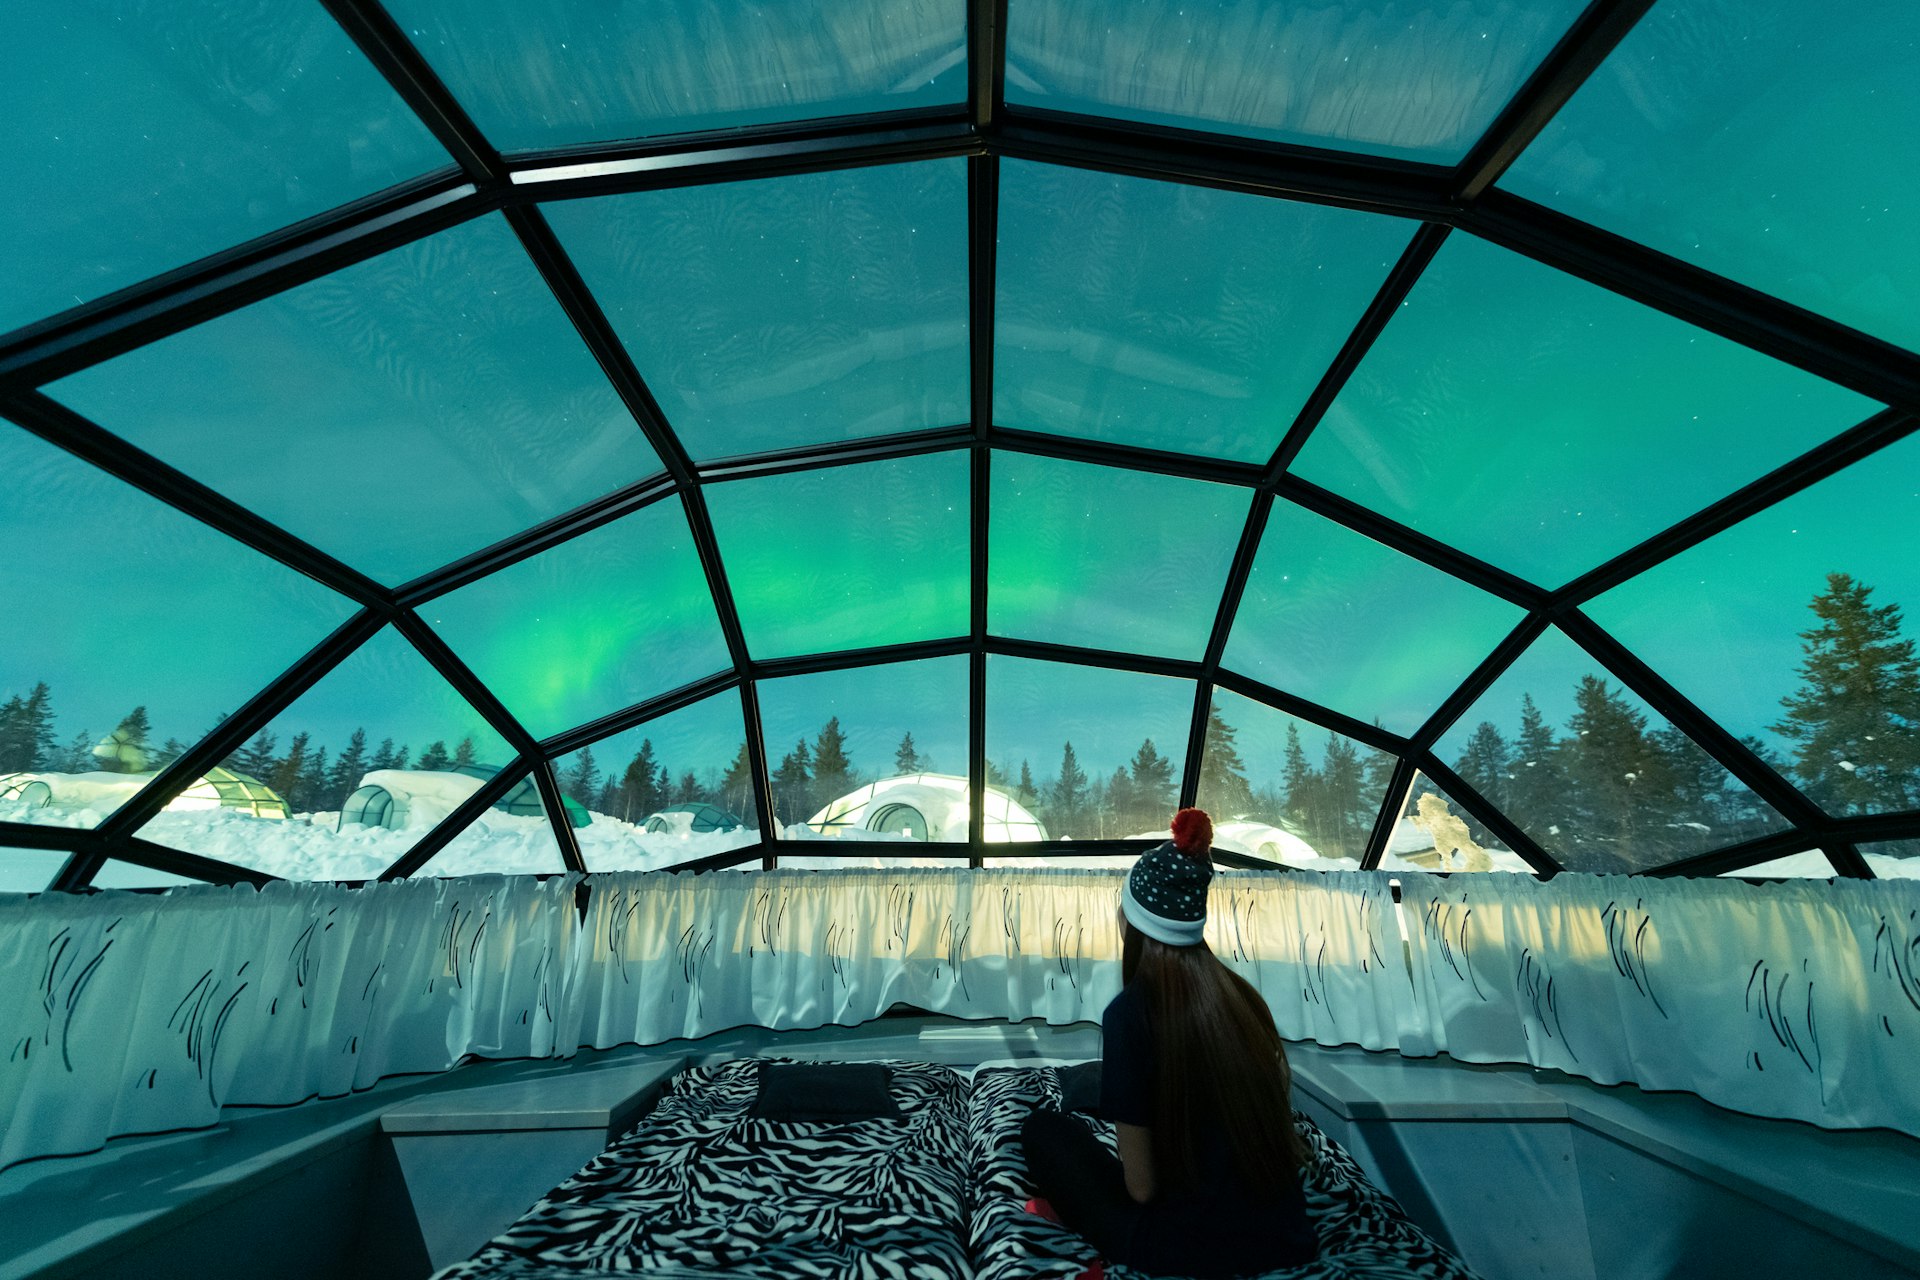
[5,0,1914,892]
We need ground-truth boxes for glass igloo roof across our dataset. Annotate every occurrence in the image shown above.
[2,0,1915,891]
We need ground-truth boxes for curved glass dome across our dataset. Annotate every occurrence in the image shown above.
[2,0,1914,890]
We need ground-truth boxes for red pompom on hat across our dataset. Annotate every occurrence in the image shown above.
[1169,807,1213,858]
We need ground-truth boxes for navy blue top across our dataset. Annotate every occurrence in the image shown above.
[1100,983,1318,1273]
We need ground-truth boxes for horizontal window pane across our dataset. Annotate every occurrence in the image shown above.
[0,420,357,832]
[1196,691,1396,868]
[1587,433,1920,820]
[413,786,567,878]
[0,848,64,894]
[1005,0,1588,163]
[426,498,728,741]
[994,161,1411,461]
[1292,234,1876,586]
[387,0,966,152]
[557,692,760,872]
[1503,0,1920,356]
[2,0,444,334]
[91,860,205,890]
[759,657,968,839]
[135,627,512,881]
[1223,498,1525,735]
[1380,772,1533,874]
[49,215,663,584]
[1718,853,1835,880]
[990,454,1248,661]
[1862,841,1919,880]
[1438,627,1788,872]
[547,161,969,461]
[987,656,1194,842]
[706,452,970,659]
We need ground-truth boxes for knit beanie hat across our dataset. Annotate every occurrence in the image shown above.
[1121,808,1214,947]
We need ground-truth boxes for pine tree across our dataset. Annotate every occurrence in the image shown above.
[1280,722,1315,831]
[1320,735,1367,859]
[1129,738,1174,826]
[299,746,330,813]
[1106,765,1135,835]
[1506,694,1564,837]
[562,744,601,808]
[416,740,452,771]
[57,731,95,773]
[1362,721,1399,804]
[720,741,755,820]
[452,736,477,768]
[619,740,663,822]
[1562,676,1671,868]
[1016,759,1036,806]
[1051,741,1089,834]
[327,729,369,809]
[1200,702,1254,817]
[771,739,814,826]
[0,695,29,771]
[390,744,410,771]
[1772,573,1920,814]
[676,771,701,804]
[268,733,310,806]
[1453,722,1513,813]
[595,778,618,816]
[94,706,154,773]
[811,717,855,802]
[232,728,279,780]
[369,737,397,772]
[894,732,923,775]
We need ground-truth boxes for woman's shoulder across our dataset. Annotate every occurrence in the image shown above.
[1102,980,1149,1036]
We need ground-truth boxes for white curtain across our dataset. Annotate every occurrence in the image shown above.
[1396,873,1920,1136]
[4,868,1916,1170]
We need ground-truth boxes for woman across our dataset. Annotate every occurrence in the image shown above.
[1021,808,1317,1278]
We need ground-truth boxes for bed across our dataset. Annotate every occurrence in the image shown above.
[430,1058,974,1280]
[967,1066,1483,1280]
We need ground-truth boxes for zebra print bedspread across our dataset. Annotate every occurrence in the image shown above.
[431,1059,974,1280]
[968,1067,1483,1280]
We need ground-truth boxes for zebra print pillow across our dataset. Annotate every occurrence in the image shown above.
[968,1066,1484,1280]
[431,1058,974,1280]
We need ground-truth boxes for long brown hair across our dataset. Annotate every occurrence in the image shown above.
[1121,915,1310,1196]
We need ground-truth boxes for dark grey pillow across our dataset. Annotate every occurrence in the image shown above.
[1057,1060,1102,1114]
[751,1062,902,1122]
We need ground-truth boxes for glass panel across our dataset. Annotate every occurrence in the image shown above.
[758,657,968,839]
[1291,234,1877,586]
[990,454,1248,660]
[993,160,1411,461]
[1587,433,1920,820]
[1438,627,1788,872]
[1196,690,1396,868]
[986,656,1195,843]
[1502,0,1920,356]
[385,0,966,153]
[705,452,969,659]
[91,860,204,890]
[1004,0,1588,163]
[414,787,567,878]
[0,419,356,832]
[1223,498,1525,735]
[1,0,444,335]
[1862,841,1920,881]
[1380,771,1533,874]
[558,692,760,872]
[0,848,63,894]
[426,498,728,741]
[1718,853,1835,880]
[545,161,969,461]
[135,626,512,881]
[48,215,663,585]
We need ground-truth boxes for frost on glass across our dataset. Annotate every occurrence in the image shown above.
[986,656,1194,846]
[0,420,356,833]
[1588,432,1920,821]
[1,0,444,334]
[993,161,1409,461]
[705,452,969,660]
[1195,691,1395,868]
[135,627,511,882]
[1292,234,1876,586]
[48,215,663,584]
[759,658,968,847]
[990,454,1247,661]
[1717,853,1836,880]
[1439,627,1787,873]
[1502,0,1920,356]
[1222,499,1525,735]
[554,692,759,873]
[0,849,63,894]
[1381,772,1533,875]
[426,498,728,741]
[414,775,568,878]
[1861,841,1920,881]
[1005,0,1587,163]
[386,0,966,152]
[546,161,969,461]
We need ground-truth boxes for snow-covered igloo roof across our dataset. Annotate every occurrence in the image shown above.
[2,0,1916,892]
